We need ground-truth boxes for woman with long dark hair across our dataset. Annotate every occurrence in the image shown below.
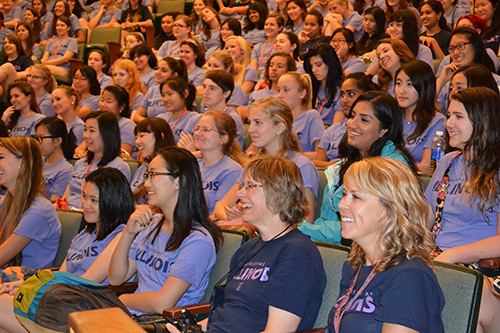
[109,146,223,315]
[420,0,452,59]
[357,6,389,59]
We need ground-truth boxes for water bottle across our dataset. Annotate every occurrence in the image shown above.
[430,131,446,174]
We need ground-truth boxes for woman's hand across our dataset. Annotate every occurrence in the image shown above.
[73,145,87,159]
[224,203,243,221]
[0,280,23,296]
[433,248,459,264]
[177,132,196,152]
[125,205,156,235]
[298,30,308,43]
[336,42,349,61]
[1,106,15,124]
[440,62,459,84]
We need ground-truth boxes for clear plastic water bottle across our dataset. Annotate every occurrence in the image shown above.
[430,131,446,174]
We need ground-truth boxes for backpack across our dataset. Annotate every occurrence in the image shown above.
[13,269,130,332]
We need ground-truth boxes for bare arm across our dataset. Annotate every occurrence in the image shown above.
[132,106,148,123]
[261,306,302,333]
[119,276,191,314]
[313,149,337,168]
[416,148,431,175]
[381,323,418,333]
[41,50,75,66]
[304,188,316,224]
[213,183,239,221]
[81,232,123,283]
[0,234,31,267]
[74,29,85,44]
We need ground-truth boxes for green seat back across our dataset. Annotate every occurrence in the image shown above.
[419,173,432,192]
[156,0,185,14]
[313,242,350,328]
[200,230,248,303]
[53,210,85,267]
[195,94,203,112]
[433,261,483,333]
[243,123,251,151]
[125,160,141,180]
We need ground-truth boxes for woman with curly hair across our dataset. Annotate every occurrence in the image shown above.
[111,59,147,115]
[328,157,444,332]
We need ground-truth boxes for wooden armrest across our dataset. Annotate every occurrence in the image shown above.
[297,329,325,333]
[163,302,211,319]
[108,41,122,67]
[68,307,146,332]
[107,282,138,294]
[145,26,155,49]
[478,258,500,269]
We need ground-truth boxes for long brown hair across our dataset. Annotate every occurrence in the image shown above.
[6,81,42,131]
[377,38,415,92]
[0,137,44,266]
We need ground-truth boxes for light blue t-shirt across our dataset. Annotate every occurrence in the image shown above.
[38,91,56,117]
[44,37,78,72]
[198,29,221,51]
[242,28,267,45]
[317,118,347,163]
[66,224,125,284]
[2,194,62,268]
[118,117,136,149]
[141,85,165,118]
[157,111,200,143]
[129,222,216,315]
[251,41,276,70]
[67,157,131,210]
[343,56,366,74]
[315,86,341,125]
[343,11,364,41]
[157,40,181,58]
[293,109,324,152]
[425,153,499,250]
[140,69,156,90]
[11,113,45,137]
[98,73,113,90]
[199,155,242,215]
[44,156,73,199]
[47,15,82,40]
[248,86,278,107]
[67,116,84,146]
[80,94,101,113]
[402,112,446,164]
[90,7,122,27]
[188,66,206,88]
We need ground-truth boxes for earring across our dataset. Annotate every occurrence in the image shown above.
[241,51,244,54]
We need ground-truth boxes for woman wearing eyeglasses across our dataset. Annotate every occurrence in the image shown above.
[192,111,245,216]
[156,15,193,60]
[35,117,76,202]
[435,27,499,112]
[109,146,223,316]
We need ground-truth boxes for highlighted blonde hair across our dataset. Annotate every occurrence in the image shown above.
[280,71,313,110]
[210,50,236,75]
[344,157,434,272]
[112,59,146,109]
[226,36,249,86]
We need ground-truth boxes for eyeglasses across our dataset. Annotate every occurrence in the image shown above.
[143,171,175,182]
[26,74,43,80]
[193,126,220,134]
[448,42,471,54]
[330,39,346,44]
[34,135,57,143]
[238,182,263,191]
[73,76,88,82]
[173,24,187,28]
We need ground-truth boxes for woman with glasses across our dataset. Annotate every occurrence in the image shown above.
[436,27,499,112]
[187,111,245,216]
[35,117,76,202]
[329,27,365,76]
[157,77,198,144]
[168,156,326,333]
[130,45,157,90]
[156,15,193,60]
[1,81,45,137]
[109,146,223,316]
[73,66,101,119]
[27,64,56,117]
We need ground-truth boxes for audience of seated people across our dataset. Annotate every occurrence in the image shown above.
[0,1,500,332]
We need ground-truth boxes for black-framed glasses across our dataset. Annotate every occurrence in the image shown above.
[73,76,89,82]
[238,182,263,191]
[143,171,175,182]
[34,135,57,143]
[448,42,471,54]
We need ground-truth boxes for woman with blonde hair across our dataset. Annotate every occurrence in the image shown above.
[328,157,444,331]
[0,136,61,268]
[52,86,84,146]
[225,36,257,93]
[214,96,319,224]
[28,64,57,117]
[112,59,146,116]
[277,71,324,159]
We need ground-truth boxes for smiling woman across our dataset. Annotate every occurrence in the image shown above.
[298,91,417,244]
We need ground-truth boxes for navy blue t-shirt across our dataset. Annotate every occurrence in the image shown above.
[327,256,444,333]
[208,228,326,333]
